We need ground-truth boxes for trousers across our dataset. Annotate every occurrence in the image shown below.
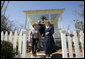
[32,38,38,55]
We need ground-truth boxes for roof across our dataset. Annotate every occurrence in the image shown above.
[24,8,65,15]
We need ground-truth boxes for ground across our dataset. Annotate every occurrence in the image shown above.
[25,47,84,58]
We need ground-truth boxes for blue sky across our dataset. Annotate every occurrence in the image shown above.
[5,1,84,31]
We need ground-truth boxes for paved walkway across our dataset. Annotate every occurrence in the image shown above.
[26,50,62,58]
[16,47,84,58]
[25,50,84,58]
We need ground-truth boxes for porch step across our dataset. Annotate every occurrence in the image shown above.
[26,51,62,58]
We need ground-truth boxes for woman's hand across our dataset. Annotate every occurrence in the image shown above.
[42,34,44,36]
[45,32,49,35]
[30,39,32,43]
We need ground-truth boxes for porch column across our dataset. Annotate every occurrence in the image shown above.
[25,13,28,29]
[60,14,63,29]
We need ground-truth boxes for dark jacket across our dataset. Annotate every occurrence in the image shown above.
[37,24,45,35]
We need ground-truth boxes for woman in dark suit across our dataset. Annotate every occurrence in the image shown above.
[44,21,56,58]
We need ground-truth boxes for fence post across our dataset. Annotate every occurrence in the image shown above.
[73,31,80,58]
[9,31,12,43]
[4,31,8,41]
[80,31,84,57]
[61,30,68,58]
[67,31,73,58]
[18,30,23,57]
[13,30,17,53]
[1,31,4,41]
[22,30,27,58]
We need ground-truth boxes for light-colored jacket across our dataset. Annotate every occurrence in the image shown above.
[30,28,40,39]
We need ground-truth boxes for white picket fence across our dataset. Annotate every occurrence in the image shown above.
[1,29,84,58]
[1,29,27,58]
[61,30,84,58]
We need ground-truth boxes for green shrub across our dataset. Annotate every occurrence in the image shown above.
[72,41,74,47]
[16,41,18,55]
[1,40,15,58]
[79,42,82,48]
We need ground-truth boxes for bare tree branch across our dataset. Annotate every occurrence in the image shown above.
[1,1,5,10]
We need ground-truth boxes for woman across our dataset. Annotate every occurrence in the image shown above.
[44,21,56,58]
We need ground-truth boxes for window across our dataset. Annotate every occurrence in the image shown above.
[29,13,58,21]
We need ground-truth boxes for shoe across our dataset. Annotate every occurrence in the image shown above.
[37,48,40,52]
[48,56,51,58]
[31,55,35,58]
[33,54,37,57]
[46,56,49,58]
[41,45,43,47]
[50,54,52,57]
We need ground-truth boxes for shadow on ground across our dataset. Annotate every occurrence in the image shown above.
[36,53,76,58]
[36,53,62,58]
[36,55,46,58]
[51,53,62,58]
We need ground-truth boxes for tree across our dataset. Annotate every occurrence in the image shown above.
[1,1,20,32]
[1,1,9,16]
[1,1,24,33]
[74,2,84,32]
[73,20,84,31]
[1,1,10,32]
[75,2,84,17]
